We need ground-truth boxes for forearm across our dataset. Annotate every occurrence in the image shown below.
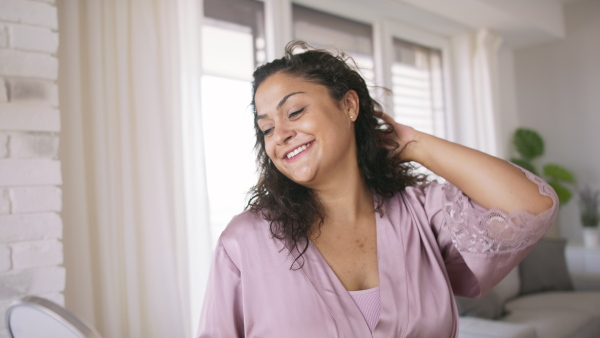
[403,132,554,215]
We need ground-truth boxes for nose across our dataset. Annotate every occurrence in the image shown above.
[273,121,296,146]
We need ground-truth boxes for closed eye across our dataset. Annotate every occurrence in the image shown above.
[261,108,305,137]
[289,108,305,118]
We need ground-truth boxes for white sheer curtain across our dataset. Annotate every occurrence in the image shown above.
[451,29,503,156]
[58,0,210,337]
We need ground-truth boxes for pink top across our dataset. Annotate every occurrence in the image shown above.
[198,166,558,337]
[348,286,380,332]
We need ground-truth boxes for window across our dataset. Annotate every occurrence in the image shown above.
[391,38,447,179]
[201,0,265,246]
[392,38,446,138]
[292,4,375,86]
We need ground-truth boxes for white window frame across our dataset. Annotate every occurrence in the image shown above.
[373,19,456,142]
[262,0,458,143]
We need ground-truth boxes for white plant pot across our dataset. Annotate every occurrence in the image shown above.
[583,227,600,248]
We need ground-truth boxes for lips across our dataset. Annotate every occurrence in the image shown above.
[283,141,314,160]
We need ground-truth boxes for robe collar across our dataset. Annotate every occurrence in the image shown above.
[283,196,409,337]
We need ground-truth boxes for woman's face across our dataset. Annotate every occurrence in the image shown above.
[254,72,359,189]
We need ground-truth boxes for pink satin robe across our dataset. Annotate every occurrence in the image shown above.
[198,168,558,337]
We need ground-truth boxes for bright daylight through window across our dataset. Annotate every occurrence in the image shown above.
[392,38,446,139]
[292,4,375,87]
[201,0,265,246]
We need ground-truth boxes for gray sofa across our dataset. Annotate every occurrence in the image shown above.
[457,238,600,338]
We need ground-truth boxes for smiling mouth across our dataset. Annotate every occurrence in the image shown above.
[285,141,314,159]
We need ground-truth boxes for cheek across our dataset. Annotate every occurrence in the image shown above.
[264,139,277,160]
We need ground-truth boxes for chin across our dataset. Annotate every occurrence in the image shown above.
[273,160,319,186]
[283,169,317,187]
[287,174,314,187]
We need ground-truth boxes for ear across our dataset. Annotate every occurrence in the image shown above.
[343,90,360,122]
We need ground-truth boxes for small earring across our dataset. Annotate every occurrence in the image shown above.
[350,116,354,120]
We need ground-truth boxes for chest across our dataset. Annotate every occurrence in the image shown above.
[312,225,379,291]
[239,208,457,337]
[235,194,460,337]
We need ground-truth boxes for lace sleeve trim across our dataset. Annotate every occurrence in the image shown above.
[442,165,559,253]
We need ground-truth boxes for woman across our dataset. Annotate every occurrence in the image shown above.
[197,42,557,337]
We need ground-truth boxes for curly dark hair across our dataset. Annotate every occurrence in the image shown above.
[247,41,425,267]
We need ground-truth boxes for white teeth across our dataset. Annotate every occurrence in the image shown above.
[286,143,310,159]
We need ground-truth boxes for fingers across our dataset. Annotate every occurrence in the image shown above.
[377,113,400,136]
[379,112,395,124]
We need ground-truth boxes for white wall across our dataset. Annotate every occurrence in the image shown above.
[514,0,600,242]
[496,48,520,160]
[0,0,64,337]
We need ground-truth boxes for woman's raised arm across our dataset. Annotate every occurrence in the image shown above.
[380,113,555,215]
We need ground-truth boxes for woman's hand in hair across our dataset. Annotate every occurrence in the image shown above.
[380,112,554,215]
[379,112,421,162]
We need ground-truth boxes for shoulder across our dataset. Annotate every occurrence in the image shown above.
[220,209,270,247]
[218,209,282,266]
[390,181,447,206]
[381,181,449,226]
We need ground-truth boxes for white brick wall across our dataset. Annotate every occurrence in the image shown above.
[0,0,63,336]
[0,49,58,80]
[0,133,7,158]
[0,245,10,272]
[0,104,60,132]
[6,79,59,106]
[7,24,59,53]
[11,239,63,269]
[0,190,9,214]
[8,132,60,158]
[0,25,8,48]
[0,26,8,48]
[0,266,66,299]
[10,187,61,213]
[0,159,62,186]
[0,0,58,30]
[0,213,62,245]
[0,79,7,102]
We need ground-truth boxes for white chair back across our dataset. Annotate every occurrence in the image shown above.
[5,296,102,338]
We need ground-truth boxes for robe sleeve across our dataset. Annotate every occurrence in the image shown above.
[197,238,244,338]
[425,165,559,298]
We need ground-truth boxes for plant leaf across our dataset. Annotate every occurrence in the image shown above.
[510,158,538,176]
[543,164,575,184]
[549,181,572,206]
[513,128,544,160]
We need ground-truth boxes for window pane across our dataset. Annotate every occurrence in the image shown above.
[202,22,255,80]
[392,38,446,180]
[202,0,264,246]
[392,38,446,138]
[292,4,375,86]
[204,0,266,68]
[201,76,256,246]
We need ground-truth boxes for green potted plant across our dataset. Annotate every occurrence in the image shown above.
[578,187,599,247]
[511,128,575,206]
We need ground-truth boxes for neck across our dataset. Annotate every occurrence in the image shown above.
[313,172,374,224]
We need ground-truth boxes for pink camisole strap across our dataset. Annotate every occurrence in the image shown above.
[348,286,380,332]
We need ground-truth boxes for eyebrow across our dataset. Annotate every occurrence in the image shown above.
[256,91,305,120]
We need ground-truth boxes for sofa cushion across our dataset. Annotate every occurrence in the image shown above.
[455,267,521,319]
[458,317,536,338]
[493,266,520,304]
[519,238,573,295]
[455,291,503,319]
[505,291,600,316]
[571,273,600,291]
[502,309,600,338]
